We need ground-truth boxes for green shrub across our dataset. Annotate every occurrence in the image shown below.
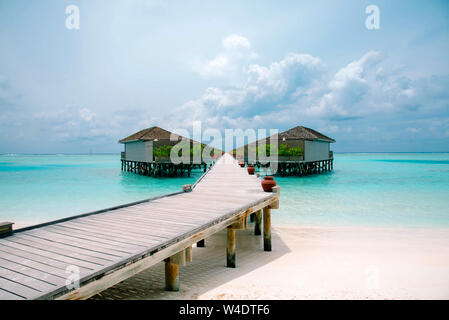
[278,144,288,156]
[257,144,276,156]
[171,143,187,157]
[154,145,173,158]
[288,146,303,157]
[190,143,205,157]
[154,143,215,160]
[278,144,303,157]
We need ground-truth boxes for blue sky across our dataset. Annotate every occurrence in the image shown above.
[1,0,449,152]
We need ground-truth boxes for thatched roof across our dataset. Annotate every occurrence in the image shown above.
[277,126,335,143]
[246,126,335,146]
[119,126,184,143]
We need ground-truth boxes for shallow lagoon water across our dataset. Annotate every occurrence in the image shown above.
[0,153,448,228]
[0,154,202,228]
[274,153,449,228]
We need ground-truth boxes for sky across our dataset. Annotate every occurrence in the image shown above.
[1,0,449,153]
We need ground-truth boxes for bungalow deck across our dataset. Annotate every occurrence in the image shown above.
[0,153,279,300]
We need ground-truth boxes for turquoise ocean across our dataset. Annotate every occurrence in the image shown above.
[1,153,448,229]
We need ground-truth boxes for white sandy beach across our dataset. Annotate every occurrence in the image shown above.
[92,225,449,300]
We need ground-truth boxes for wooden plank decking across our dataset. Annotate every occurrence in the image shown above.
[0,153,279,300]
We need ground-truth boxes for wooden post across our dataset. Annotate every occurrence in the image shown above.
[0,222,14,238]
[197,239,205,247]
[226,227,236,268]
[185,246,192,263]
[254,210,262,236]
[271,186,280,210]
[250,213,255,223]
[164,250,186,291]
[165,261,179,291]
[263,207,271,251]
[231,216,247,230]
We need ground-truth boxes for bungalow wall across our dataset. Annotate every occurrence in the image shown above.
[304,140,330,162]
[124,139,194,163]
[124,141,153,162]
[238,139,331,162]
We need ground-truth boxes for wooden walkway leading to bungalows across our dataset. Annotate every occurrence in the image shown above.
[0,153,279,300]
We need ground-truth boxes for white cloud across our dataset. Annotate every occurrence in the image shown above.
[222,34,251,50]
[168,51,326,130]
[193,34,257,79]
[3,35,449,152]
[166,42,449,150]
[79,108,96,122]
[330,51,381,90]
[246,53,324,101]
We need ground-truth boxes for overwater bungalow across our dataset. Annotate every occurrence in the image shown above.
[235,126,335,176]
[119,126,217,177]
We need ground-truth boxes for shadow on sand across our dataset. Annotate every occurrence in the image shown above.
[91,224,291,300]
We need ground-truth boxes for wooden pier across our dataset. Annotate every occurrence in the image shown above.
[241,158,333,177]
[120,152,213,177]
[0,153,279,300]
[272,158,333,177]
[121,159,209,177]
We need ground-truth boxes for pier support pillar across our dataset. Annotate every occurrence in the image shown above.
[165,251,186,291]
[185,246,193,263]
[254,210,262,236]
[165,261,179,291]
[249,213,255,223]
[197,239,205,247]
[263,207,271,251]
[226,227,236,268]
